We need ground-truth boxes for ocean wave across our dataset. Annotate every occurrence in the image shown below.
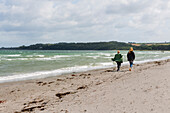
[0,64,114,83]
[103,57,114,59]
[53,55,71,58]
[86,56,99,59]
[1,56,72,61]
[134,56,170,64]
[136,51,162,55]
[1,54,21,57]
[0,52,170,83]
[97,53,111,56]
[53,55,81,58]
[26,55,45,57]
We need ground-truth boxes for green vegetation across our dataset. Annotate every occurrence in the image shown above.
[1,41,170,50]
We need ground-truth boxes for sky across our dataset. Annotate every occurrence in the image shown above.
[0,0,170,47]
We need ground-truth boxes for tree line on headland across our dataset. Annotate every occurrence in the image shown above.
[1,41,170,50]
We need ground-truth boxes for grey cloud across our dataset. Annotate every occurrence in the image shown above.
[105,1,152,15]
[0,0,170,47]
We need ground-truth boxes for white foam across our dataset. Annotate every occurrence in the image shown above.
[2,55,71,61]
[136,51,161,55]
[154,55,159,57]
[53,55,71,58]
[36,55,45,57]
[5,59,13,61]
[2,54,21,57]
[134,56,170,64]
[97,53,111,56]
[35,58,54,61]
[52,55,81,58]
[86,56,99,59]
[103,56,114,59]
[26,55,45,57]
[98,62,113,66]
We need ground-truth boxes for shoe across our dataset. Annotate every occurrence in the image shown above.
[129,68,131,71]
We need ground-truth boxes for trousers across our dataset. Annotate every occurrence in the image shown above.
[116,62,121,71]
[129,61,133,68]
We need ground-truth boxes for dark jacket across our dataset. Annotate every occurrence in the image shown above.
[112,54,123,63]
[127,51,135,61]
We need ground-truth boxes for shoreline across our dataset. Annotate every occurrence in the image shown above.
[0,57,169,85]
[1,55,170,84]
[0,59,170,112]
[0,58,169,85]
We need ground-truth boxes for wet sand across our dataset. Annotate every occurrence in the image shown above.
[0,59,170,113]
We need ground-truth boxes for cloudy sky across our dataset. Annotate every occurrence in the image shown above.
[0,0,170,47]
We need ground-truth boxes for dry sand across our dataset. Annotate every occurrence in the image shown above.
[0,59,170,113]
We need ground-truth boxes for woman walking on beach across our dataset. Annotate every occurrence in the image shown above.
[112,50,123,71]
[127,47,135,71]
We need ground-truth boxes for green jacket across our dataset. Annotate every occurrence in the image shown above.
[111,54,123,63]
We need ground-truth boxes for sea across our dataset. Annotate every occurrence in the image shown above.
[0,50,170,83]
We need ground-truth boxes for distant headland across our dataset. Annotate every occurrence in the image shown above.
[1,41,170,50]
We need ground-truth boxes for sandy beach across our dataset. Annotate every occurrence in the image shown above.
[0,59,170,113]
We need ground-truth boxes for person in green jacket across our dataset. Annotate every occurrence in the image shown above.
[111,50,123,71]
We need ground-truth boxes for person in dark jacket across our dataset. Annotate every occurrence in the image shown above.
[112,50,123,71]
[127,47,135,71]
